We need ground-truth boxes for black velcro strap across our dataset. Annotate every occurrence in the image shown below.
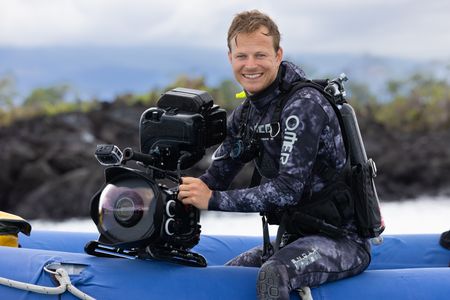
[237,99,251,138]
[261,215,274,262]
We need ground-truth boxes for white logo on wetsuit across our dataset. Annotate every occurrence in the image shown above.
[254,123,274,141]
[280,115,299,165]
[290,248,322,270]
[255,123,272,134]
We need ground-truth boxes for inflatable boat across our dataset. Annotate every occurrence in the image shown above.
[0,231,449,299]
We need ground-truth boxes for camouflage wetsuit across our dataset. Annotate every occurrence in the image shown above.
[200,61,371,299]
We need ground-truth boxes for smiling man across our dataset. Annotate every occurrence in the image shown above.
[228,25,283,94]
[178,10,371,300]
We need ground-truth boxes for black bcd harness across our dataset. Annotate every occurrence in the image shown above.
[238,78,384,260]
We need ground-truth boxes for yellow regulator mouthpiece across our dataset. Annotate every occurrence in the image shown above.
[0,211,32,247]
[0,234,19,247]
[235,91,247,99]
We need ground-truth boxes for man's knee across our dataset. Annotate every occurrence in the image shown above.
[225,246,263,267]
[257,260,290,300]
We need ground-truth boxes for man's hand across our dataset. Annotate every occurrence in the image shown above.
[177,177,212,210]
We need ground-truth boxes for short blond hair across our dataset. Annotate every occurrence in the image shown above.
[227,10,281,52]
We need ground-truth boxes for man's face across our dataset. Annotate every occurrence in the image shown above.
[228,26,283,95]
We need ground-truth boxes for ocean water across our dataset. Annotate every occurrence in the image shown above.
[32,196,449,236]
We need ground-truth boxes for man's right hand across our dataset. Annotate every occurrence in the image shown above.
[177,177,212,210]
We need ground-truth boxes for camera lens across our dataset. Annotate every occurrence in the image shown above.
[113,192,143,227]
[98,176,159,243]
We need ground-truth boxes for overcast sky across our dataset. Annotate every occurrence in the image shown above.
[1,0,449,61]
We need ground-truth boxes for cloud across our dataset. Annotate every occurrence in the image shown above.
[274,0,450,60]
[0,0,449,60]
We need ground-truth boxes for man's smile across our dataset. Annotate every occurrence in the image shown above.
[242,73,263,79]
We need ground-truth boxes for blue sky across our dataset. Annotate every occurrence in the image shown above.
[1,0,449,61]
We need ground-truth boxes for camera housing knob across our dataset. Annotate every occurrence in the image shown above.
[164,218,175,236]
[165,200,176,217]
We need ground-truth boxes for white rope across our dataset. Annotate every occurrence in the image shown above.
[0,276,65,295]
[53,268,95,300]
[298,286,313,300]
[0,264,95,300]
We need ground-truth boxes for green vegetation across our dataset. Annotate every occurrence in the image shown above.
[1,72,449,133]
[0,80,98,126]
[370,74,450,132]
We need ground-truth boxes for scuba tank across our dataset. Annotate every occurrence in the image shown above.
[339,103,367,165]
[325,73,368,164]
[326,74,385,239]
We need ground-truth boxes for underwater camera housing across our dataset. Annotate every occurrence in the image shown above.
[85,88,227,267]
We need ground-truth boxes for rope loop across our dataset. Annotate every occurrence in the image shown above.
[0,263,95,300]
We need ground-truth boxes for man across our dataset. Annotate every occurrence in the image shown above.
[178,10,370,300]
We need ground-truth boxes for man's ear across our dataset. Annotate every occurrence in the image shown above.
[276,47,284,63]
[228,51,232,63]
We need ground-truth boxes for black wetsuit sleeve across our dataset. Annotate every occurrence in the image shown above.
[208,89,329,212]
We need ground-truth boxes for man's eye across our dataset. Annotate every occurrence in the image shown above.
[256,54,266,58]
[236,55,246,59]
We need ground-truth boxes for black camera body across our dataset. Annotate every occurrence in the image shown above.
[139,88,226,170]
[86,88,227,267]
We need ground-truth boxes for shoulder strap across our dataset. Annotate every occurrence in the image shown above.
[237,99,251,138]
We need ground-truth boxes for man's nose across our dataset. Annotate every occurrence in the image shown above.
[244,56,257,68]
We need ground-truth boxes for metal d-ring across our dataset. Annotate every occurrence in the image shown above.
[270,123,281,138]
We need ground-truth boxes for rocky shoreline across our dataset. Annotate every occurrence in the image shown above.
[1,102,449,220]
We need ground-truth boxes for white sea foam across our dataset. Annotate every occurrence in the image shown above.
[31,197,450,236]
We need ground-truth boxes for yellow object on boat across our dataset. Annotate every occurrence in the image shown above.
[0,211,32,248]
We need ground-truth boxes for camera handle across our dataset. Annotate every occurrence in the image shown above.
[176,152,192,182]
[122,147,181,183]
[123,147,156,165]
